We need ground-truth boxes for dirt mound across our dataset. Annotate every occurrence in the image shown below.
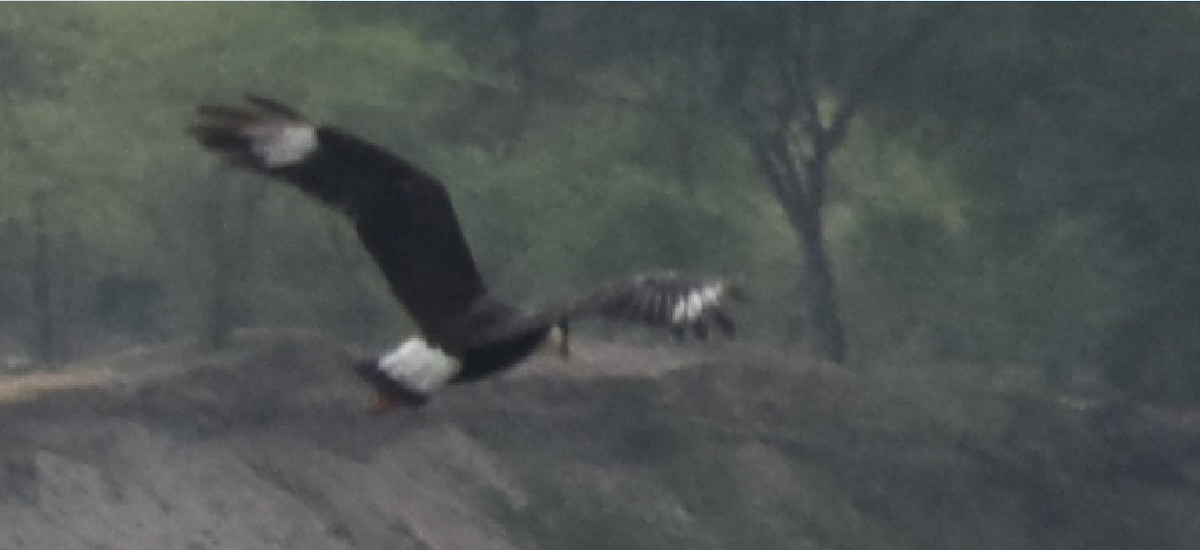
[2,331,1199,550]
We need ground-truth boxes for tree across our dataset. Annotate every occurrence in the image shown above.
[404,5,963,360]
[697,5,959,362]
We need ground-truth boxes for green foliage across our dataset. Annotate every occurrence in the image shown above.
[2,4,1200,399]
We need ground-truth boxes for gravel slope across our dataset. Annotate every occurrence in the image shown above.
[1,331,1198,550]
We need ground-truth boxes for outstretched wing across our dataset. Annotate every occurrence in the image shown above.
[570,271,744,339]
[475,271,743,347]
[190,96,487,348]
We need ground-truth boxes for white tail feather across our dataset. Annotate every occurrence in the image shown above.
[378,338,461,394]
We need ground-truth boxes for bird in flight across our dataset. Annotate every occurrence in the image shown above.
[190,96,742,413]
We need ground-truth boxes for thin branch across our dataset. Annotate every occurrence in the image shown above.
[745,124,801,211]
[828,6,963,146]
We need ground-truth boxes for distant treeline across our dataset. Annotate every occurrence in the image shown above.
[1,4,1198,401]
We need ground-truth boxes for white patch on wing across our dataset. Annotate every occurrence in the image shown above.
[671,296,690,323]
[247,121,317,167]
[378,338,462,395]
[671,282,726,324]
[698,283,723,305]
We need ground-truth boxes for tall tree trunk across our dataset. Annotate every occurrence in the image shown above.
[796,198,847,364]
[744,120,850,363]
[800,137,848,363]
[761,150,847,363]
[709,6,955,364]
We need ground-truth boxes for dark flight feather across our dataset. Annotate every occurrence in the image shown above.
[191,97,486,349]
[191,96,743,400]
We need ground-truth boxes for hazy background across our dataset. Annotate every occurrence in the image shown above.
[2,3,1199,403]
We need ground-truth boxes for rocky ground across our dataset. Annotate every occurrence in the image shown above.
[1,329,1199,550]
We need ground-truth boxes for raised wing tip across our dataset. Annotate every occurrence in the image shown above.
[242,94,308,121]
[190,95,318,168]
[579,271,746,341]
[193,95,308,123]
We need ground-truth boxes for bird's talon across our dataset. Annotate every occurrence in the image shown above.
[365,391,398,415]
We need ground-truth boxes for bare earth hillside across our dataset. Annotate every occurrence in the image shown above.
[2,330,1199,550]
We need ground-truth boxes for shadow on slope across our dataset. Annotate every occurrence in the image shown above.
[0,329,1198,550]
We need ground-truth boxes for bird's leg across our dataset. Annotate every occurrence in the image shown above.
[366,390,399,415]
[352,357,430,414]
[555,319,571,358]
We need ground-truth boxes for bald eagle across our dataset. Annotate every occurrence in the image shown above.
[190,96,742,413]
